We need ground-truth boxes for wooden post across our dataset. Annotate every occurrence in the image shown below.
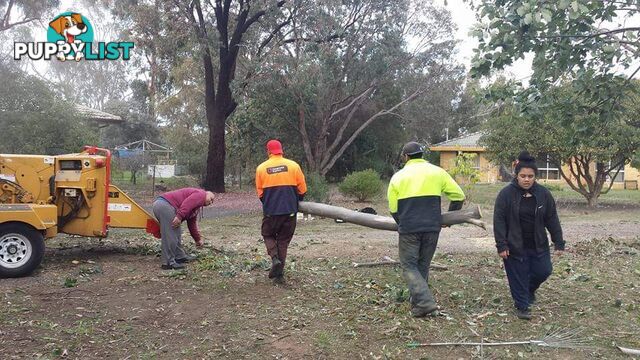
[151,165,156,199]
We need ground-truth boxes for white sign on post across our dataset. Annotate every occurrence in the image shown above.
[147,165,175,178]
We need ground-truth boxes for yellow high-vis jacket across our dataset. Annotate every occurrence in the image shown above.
[387,159,465,233]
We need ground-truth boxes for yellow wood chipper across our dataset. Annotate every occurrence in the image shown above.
[0,146,160,278]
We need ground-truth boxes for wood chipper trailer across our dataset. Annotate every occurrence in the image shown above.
[0,146,160,278]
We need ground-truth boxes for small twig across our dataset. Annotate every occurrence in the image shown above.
[40,296,94,301]
[259,334,292,344]
[353,260,448,270]
[410,340,533,347]
[353,260,399,268]
[33,289,99,297]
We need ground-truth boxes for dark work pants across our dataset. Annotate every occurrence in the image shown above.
[398,232,440,310]
[503,249,553,310]
[261,214,297,276]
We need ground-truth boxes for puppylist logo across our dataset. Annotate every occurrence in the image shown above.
[14,12,134,62]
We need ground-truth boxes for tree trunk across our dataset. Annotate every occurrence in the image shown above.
[204,108,227,192]
[586,195,598,207]
[202,46,227,192]
[192,0,285,192]
[298,201,486,230]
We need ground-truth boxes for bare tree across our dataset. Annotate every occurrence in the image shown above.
[248,0,458,175]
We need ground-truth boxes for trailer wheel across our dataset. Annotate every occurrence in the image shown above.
[0,224,45,278]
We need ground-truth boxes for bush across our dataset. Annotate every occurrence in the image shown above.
[339,169,382,201]
[305,172,330,203]
[448,153,480,203]
[542,183,564,192]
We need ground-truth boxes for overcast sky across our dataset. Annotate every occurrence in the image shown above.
[48,0,534,81]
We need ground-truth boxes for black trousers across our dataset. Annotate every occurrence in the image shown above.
[503,249,552,310]
[261,214,297,275]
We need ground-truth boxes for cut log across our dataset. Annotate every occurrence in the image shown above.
[298,201,485,230]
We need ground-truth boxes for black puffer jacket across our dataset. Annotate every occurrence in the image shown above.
[493,180,565,256]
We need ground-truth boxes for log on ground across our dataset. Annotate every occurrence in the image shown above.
[298,201,485,230]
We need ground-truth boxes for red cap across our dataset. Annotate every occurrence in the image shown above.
[266,140,283,155]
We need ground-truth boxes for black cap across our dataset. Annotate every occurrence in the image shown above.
[402,141,424,156]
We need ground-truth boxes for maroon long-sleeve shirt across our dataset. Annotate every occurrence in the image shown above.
[160,188,205,243]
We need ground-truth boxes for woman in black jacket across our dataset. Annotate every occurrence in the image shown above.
[493,151,565,320]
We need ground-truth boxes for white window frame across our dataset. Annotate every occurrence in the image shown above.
[538,155,559,180]
[470,152,480,170]
[607,160,625,183]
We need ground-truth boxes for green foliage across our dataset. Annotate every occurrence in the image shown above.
[470,0,640,137]
[304,172,330,203]
[339,169,383,202]
[471,0,639,84]
[63,277,78,288]
[447,153,480,202]
[448,153,480,184]
[0,63,98,154]
[631,152,640,170]
[240,0,463,177]
[163,126,208,177]
[481,80,640,206]
[543,183,564,192]
[101,98,160,149]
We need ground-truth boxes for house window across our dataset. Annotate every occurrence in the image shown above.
[455,151,480,170]
[608,161,625,183]
[469,152,480,170]
[536,155,560,180]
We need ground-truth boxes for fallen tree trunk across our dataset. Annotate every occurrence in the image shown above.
[298,201,485,230]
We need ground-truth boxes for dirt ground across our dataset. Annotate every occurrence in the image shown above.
[1,191,639,359]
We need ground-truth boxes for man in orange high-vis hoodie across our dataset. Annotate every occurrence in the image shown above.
[256,139,307,284]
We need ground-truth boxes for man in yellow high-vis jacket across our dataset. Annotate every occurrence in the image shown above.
[388,142,465,317]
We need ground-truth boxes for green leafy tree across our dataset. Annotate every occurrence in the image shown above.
[470,0,640,83]
[470,0,640,122]
[0,62,98,154]
[481,81,640,207]
[632,153,640,170]
[245,0,461,177]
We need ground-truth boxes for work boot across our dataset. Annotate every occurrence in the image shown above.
[176,254,198,264]
[515,308,532,320]
[161,263,186,270]
[268,256,282,279]
[529,291,536,305]
[411,304,438,318]
[273,276,285,285]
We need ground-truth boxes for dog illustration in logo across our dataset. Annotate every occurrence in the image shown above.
[49,13,87,61]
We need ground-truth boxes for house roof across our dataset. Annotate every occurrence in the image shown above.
[75,104,123,124]
[429,131,487,152]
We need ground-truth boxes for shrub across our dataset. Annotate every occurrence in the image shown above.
[339,169,382,201]
[448,153,480,203]
[542,183,564,192]
[305,172,330,203]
